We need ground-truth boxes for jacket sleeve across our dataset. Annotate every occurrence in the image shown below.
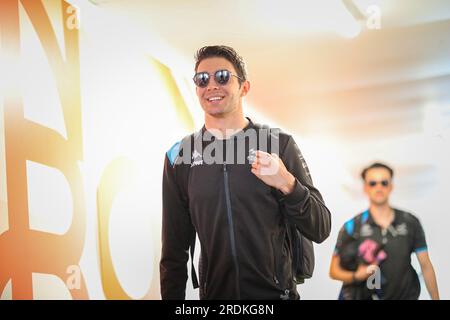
[160,153,195,299]
[277,135,331,243]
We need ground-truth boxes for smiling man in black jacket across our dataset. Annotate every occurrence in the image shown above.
[160,45,331,300]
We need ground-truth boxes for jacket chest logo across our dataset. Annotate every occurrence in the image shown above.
[191,150,203,167]
[395,223,408,236]
[360,224,373,237]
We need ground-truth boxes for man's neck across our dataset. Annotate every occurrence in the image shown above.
[369,203,394,226]
[204,111,248,139]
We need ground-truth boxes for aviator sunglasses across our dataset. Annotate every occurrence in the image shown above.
[367,180,390,187]
[193,69,243,88]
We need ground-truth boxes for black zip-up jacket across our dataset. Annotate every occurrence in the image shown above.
[160,118,331,299]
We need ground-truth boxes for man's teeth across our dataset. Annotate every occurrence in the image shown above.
[208,97,223,101]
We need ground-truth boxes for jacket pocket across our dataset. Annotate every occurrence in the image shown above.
[272,230,293,292]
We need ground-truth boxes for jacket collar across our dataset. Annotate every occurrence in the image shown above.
[201,117,255,141]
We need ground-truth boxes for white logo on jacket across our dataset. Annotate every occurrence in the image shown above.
[191,150,203,167]
[360,224,374,237]
[396,223,408,236]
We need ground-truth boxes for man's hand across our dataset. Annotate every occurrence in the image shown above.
[250,150,296,195]
[354,264,377,282]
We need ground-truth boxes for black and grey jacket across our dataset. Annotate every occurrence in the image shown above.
[160,118,331,300]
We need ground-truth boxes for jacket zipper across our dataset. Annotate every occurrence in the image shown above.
[223,162,241,298]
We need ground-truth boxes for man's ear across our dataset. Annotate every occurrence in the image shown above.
[240,80,250,97]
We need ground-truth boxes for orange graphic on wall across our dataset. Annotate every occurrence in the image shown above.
[0,0,88,299]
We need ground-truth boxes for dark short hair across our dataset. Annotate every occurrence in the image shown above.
[194,45,247,83]
[361,162,394,180]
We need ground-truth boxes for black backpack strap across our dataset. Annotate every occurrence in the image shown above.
[190,231,199,289]
[347,210,370,240]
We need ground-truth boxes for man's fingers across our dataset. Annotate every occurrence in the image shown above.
[255,150,269,157]
[255,151,271,166]
[253,151,281,176]
[251,167,261,177]
[252,158,268,168]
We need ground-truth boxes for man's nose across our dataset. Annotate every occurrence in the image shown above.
[206,76,222,90]
[206,81,220,91]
